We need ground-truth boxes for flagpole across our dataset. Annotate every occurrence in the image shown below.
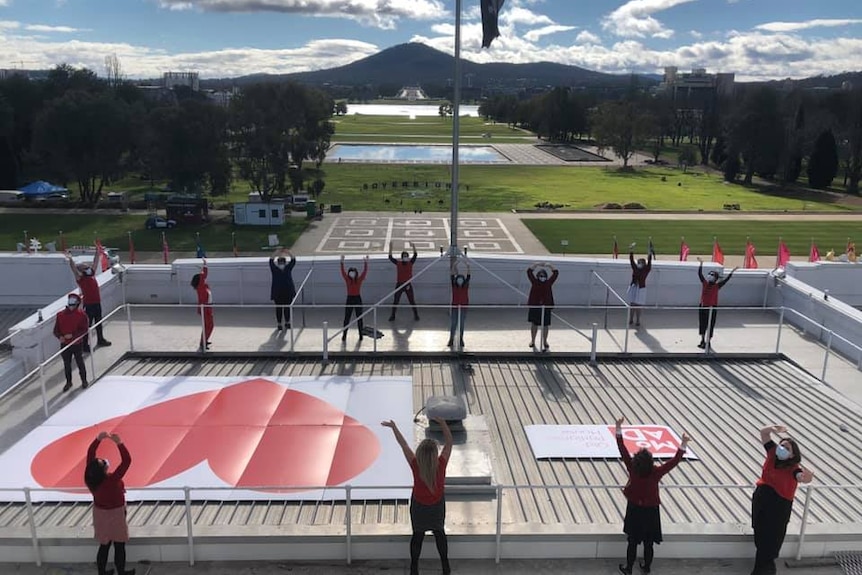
[449,0,462,257]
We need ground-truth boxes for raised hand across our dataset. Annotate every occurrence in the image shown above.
[615,416,625,428]
[97,431,109,441]
[681,432,693,446]
[773,425,788,434]
[341,254,345,262]
[109,433,122,444]
[380,420,396,429]
[799,468,815,483]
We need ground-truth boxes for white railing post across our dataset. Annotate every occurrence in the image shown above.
[38,365,48,418]
[587,271,594,308]
[494,484,503,564]
[322,321,329,363]
[590,323,598,366]
[289,305,295,353]
[623,306,630,353]
[184,486,195,566]
[775,307,785,354]
[345,484,352,565]
[705,308,715,354]
[199,308,207,354]
[373,306,378,354]
[821,331,833,382]
[24,487,41,567]
[126,304,135,353]
[795,486,814,561]
[88,326,97,379]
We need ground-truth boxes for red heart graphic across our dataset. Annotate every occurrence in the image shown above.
[30,378,381,493]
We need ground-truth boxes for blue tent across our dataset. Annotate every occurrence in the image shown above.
[18,181,68,197]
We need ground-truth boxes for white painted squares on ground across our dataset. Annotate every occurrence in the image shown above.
[348,219,379,226]
[460,220,488,227]
[345,229,375,237]
[404,229,435,237]
[338,240,372,250]
[403,220,433,227]
[467,242,502,250]
[404,241,436,250]
[463,230,494,238]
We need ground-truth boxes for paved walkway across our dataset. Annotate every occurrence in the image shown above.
[12,558,845,574]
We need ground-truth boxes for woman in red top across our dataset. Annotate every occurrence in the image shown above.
[190,259,213,351]
[526,262,558,352]
[84,432,134,575]
[447,258,471,349]
[340,254,369,343]
[696,258,738,349]
[750,425,814,575]
[615,416,691,575]
[382,417,453,575]
[65,250,111,350]
[388,242,420,321]
[626,243,652,327]
[53,293,90,392]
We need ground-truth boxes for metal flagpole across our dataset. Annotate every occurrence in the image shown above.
[449,0,462,257]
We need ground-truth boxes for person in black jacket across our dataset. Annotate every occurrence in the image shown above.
[269,248,296,331]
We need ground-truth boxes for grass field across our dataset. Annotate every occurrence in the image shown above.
[0,214,308,253]
[331,115,534,144]
[314,164,859,213]
[523,219,860,256]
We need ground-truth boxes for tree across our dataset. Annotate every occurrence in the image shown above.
[33,90,132,204]
[0,94,16,189]
[678,145,699,173]
[846,88,862,194]
[727,87,784,184]
[590,98,652,168]
[334,101,348,116]
[807,130,839,189]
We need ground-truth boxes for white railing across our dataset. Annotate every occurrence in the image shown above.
[0,482,855,567]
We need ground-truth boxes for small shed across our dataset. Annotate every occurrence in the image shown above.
[165,194,209,223]
[233,202,285,226]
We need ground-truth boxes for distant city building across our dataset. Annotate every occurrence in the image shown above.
[396,86,428,100]
[205,87,238,108]
[163,71,200,92]
[659,67,735,106]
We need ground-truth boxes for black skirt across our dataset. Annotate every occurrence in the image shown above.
[410,497,446,533]
[623,502,663,544]
[528,306,552,326]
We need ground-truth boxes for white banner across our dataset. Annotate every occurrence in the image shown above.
[525,425,698,460]
[0,376,415,502]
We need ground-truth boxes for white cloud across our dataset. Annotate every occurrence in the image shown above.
[499,6,553,26]
[602,0,696,38]
[575,30,601,44]
[689,30,703,39]
[754,19,862,33]
[25,24,87,33]
[156,0,447,29]
[0,0,10,6]
[524,24,576,42]
[0,20,19,29]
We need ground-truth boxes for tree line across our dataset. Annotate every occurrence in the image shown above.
[0,64,335,204]
[479,82,862,194]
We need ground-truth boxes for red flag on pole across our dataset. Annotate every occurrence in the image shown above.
[712,239,724,265]
[612,236,619,260]
[809,242,820,263]
[94,239,110,271]
[744,240,758,269]
[59,231,67,253]
[162,232,169,264]
[128,232,136,264]
[777,240,791,268]
[232,232,238,257]
[679,239,690,262]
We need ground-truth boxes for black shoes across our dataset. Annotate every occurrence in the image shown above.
[413,314,420,321]
[619,564,633,575]
[697,340,706,349]
[63,382,72,392]
[639,561,651,573]
[82,381,89,389]
[96,339,112,347]
[388,315,395,322]
[276,323,283,331]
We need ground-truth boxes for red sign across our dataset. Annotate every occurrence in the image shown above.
[607,425,683,458]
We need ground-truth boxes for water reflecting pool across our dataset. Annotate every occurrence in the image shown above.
[328,144,509,164]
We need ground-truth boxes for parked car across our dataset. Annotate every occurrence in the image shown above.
[145,216,177,230]
[0,190,24,201]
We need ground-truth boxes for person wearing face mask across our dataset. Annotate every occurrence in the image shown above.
[527,262,558,351]
[190,259,213,351]
[696,258,738,349]
[85,431,135,575]
[388,242,420,322]
[53,293,90,392]
[626,243,652,327]
[65,251,111,351]
[750,425,814,575]
[340,254,369,342]
[447,259,471,349]
[269,247,297,331]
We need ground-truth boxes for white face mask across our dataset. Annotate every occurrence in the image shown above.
[348,270,358,279]
[401,256,409,262]
[637,263,645,269]
[537,274,547,283]
[455,275,465,287]
[276,263,286,270]
[84,268,94,276]
[775,444,792,461]
[67,298,79,308]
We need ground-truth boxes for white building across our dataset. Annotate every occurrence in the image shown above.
[163,71,200,92]
[396,86,428,100]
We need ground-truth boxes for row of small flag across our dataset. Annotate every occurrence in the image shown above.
[611,236,858,268]
[126,232,241,264]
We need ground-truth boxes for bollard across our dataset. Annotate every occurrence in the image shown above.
[590,323,598,366]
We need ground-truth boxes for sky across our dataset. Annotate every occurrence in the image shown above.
[0,0,860,82]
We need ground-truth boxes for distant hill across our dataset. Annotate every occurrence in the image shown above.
[215,43,652,91]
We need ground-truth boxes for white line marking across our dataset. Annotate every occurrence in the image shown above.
[384,217,394,253]
[497,218,524,253]
[315,217,341,253]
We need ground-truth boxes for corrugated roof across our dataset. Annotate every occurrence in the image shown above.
[2,356,858,535]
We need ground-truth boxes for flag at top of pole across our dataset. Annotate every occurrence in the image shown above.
[481,0,505,48]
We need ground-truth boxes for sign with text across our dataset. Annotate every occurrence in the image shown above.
[525,425,698,460]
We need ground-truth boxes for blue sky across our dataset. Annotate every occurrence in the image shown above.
[0,0,860,80]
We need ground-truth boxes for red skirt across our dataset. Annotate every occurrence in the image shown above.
[93,506,129,544]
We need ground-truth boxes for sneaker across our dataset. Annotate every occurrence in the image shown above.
[285,323,291,329]
[639,561,651,573]
[82,346,91,354]
[63,382,72,392]
[460,339,465,348]
[618,565,633,575]
[205,341,212,350]
[81,381,89,389]
[635,322,641,327]
[446,340,453,347]
[697,341,706,349]
[388,315,395,322]
[276,324,283,331]
[97,340,112,347]
[341,333,347,342]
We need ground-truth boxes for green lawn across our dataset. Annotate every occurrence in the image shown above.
[523,219,860,256]
[331,115,533,143]
[0,214,308,253]
[313,165,859,213]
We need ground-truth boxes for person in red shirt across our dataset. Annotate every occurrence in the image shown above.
[340,254,369,343]
[751,425,814,575]
[615,416,691,575]
[65,251,112,351]
[84,431,134,575]
[53,293,90,392]
[382,417,453,575]
[447,258,470,349]
[696,258,738,349]
[527,262,558,351]
[190,259,213,351]
[388,242,420,322]
[626,243,652,327]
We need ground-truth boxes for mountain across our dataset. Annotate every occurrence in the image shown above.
[215,43,652,91]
